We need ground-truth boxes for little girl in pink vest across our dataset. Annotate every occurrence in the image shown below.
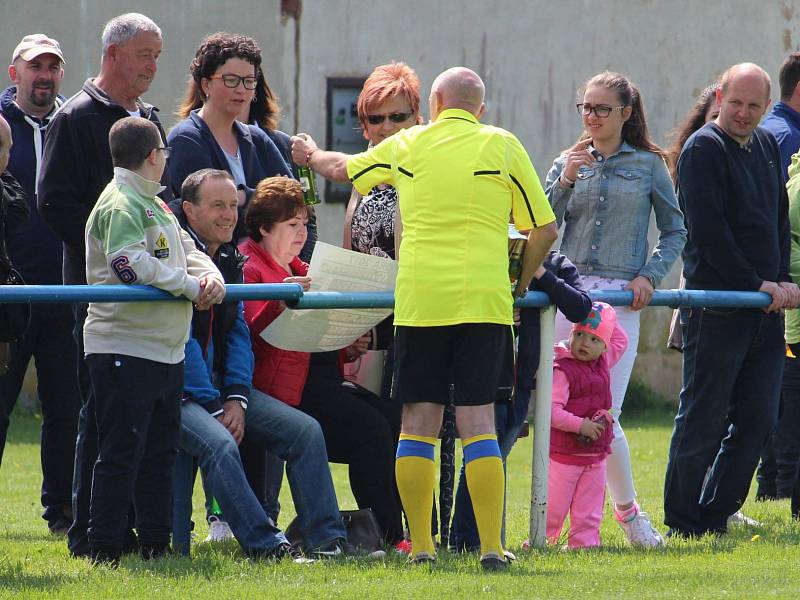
[547,302,628,549]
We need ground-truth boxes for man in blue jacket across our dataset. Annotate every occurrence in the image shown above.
[0,34,81,536]
[171,168,356,560]
[757,52,800,501]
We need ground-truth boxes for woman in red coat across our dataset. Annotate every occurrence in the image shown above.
[239,177,402,546]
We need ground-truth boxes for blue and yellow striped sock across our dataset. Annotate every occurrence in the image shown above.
[463,434,505,556]
[396,434,437,558]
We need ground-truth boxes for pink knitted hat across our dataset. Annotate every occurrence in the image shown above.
[572,302,616,348]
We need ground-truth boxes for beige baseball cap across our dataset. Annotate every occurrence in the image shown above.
[11,34,65,64]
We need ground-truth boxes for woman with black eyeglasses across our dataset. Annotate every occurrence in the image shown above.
[544,71,686,549]
[168,32,291,240]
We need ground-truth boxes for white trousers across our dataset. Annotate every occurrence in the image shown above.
[553,276,639,506]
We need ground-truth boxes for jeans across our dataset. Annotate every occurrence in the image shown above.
[238,439,284,524]
[664,308,783,535]
[450,401,523,551]
[0,303,81,524]
[86,354,182,555]
[176,389,344,552]
[756,353,800,498]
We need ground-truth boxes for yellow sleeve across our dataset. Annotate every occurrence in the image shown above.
[346,137,397,195]
[507,135,556,231]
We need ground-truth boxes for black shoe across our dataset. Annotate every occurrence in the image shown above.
[48,516,71,537]
[480,551,509,572]
[755,486,778,502]
[408,551,436,566]
[140,543,170,560]
[251,542,310,563]
[122,528,139,555]
[311,539,386,560]
[89,548,121,568]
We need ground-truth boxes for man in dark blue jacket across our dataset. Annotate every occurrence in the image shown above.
[757,52,800,501]
[0,34,81,536]
[170,169,354,560]
[665,63,800,537]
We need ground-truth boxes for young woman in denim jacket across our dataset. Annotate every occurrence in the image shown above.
[544,71,686,547]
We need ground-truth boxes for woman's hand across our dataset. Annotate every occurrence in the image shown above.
[344,333,371,362]
[291,133,318,166]
[626,276,655,311]
[283,275,312,291]
[561,138,595,183]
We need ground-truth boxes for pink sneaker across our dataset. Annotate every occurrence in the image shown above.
[394,539,412,555]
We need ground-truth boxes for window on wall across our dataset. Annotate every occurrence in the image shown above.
[325,77,367,203]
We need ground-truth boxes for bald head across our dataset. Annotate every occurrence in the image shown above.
[0,115,12,173]
[716,62,772,144]
[429,67,485,118]
[720,62,771,102]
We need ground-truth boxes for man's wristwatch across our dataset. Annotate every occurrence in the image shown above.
[225,396,248,411]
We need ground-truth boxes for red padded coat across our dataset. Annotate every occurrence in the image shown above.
[239,238,309,406]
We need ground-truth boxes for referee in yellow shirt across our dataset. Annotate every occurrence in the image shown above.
[292,67,558,570]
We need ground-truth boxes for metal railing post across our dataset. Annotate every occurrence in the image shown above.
[529,303,555,548]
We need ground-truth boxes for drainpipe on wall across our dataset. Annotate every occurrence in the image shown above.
[280,0,302,134]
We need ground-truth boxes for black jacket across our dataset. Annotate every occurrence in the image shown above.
[1,171,29,271]
[37,79,173,284]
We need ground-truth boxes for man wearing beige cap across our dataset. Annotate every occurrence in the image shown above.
[0,33,80,538]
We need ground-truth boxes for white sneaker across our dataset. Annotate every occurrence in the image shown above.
[727,510,761,528]
[615,507,666,548]
[204,515,235,543]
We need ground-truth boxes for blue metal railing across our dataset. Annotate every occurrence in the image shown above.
[0,282,775,549]
[0,285,775,310]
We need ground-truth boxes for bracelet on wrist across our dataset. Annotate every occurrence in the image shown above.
[561,173,576,186]
[305,148,317,166]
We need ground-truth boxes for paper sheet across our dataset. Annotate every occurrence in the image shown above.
[261,242,396,351]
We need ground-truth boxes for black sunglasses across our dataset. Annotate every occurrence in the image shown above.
[366,112,413,125]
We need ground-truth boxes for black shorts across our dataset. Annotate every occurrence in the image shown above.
[394,323,512,407]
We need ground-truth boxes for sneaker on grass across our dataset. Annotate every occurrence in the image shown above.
[727,510,762,528]
[614,504,665,548]
[204,515,234,543]
[480,551,509,571]
[310,539,386,560]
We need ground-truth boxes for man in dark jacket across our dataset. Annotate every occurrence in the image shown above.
[37,12,171,558]
[170,168,354,560]
[665,63,800,537]
[0,33,82,536]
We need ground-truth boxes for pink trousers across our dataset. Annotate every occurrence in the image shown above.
[547,458,607,549]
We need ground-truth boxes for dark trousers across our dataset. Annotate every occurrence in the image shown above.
[300,352,403,544]
[86,353,182,554]
[756,352,800,498]
[67,303,95,555]
[664,308,783,535]
[0,303,81,524]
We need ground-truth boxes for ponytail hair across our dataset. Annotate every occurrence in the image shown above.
[576,71,665,159]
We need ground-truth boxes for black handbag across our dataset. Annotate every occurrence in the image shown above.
[285,508,383,553]
[0,258,31,343]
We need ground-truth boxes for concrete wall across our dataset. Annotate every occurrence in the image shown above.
[4,0,799,404]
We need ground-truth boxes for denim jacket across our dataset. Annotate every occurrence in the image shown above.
[544,142,686,286]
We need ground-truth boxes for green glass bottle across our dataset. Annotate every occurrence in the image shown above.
[298,165,320,205]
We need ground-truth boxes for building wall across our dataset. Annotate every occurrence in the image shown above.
[4,0,799,403]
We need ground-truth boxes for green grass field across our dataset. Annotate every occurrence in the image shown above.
[2,411,800,599]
